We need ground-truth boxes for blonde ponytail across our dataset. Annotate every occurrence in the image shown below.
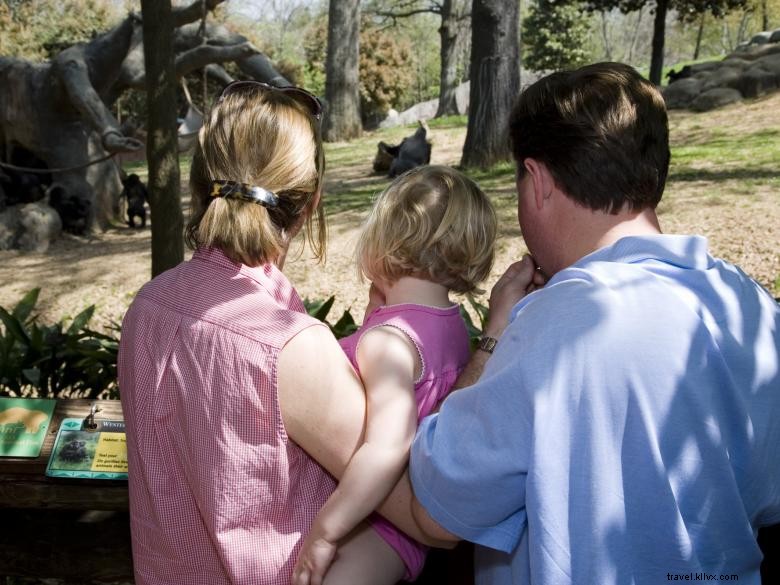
[185,86,326,266]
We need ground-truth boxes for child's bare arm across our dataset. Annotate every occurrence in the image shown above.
[292,326,419,585]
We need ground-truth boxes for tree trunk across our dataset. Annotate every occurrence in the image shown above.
[461,0,519,169]
[649,0,668,86]
[601,11,613,61]
[762,0,768,31]
[693,14,705,60]
[141,0,184,277]
[625,7,644,64]
[323,0,362,142]
[436,0,461,117]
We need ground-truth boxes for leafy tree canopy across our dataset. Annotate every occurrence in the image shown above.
[522,0,593,72]
[582,0,747,22]
[0,0,120,61]
[304,18,414,124]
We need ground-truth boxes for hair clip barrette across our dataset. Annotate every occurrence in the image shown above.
[209,180,279,208]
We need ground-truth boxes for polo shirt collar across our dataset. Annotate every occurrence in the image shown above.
[574,234,712,271]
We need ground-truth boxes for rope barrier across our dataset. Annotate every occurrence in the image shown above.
[0,152,117,175]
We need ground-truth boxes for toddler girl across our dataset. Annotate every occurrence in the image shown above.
[292,165,497,585]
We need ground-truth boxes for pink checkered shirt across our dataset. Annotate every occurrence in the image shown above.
[118,247,336,584]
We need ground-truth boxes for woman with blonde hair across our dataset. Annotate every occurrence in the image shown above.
[117,82,446,585]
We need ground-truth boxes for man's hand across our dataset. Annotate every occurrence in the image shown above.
[483,254,546,338]
[292,535,338,585]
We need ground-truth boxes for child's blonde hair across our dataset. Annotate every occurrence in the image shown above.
[357,165,496,294]
[186,86,326,266]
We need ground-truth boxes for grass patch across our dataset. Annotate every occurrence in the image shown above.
[426,115,468,129]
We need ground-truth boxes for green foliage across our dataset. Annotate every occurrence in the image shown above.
[359,23,415,125]
[459,296,490,352]
[0,0,120,61]
[303,18,415,124]
[0,289,119,399]
[303,296,360,339]
[522,0,593,72]
[304,294,490,350]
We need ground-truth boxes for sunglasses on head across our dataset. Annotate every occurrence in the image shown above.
[217,80,323,121]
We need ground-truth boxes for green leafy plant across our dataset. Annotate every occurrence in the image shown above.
[0,289,119,399]
[459,295,490,352]
[305,294,490,350]
[304,296,360,340]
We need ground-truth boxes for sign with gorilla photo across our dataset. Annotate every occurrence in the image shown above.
[46,418,128,479]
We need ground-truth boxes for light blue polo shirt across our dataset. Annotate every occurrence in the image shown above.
[411,235,780,585]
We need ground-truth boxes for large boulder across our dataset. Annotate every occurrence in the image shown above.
[666,30,780,110]
[18,202,62,252]
[691,88,743,112]
[455,81,470,116]
[756,53,780,78]
[701,66,743,91]
[751,32,773,45]
[0,202,62,252]
[736,67,778,98]
[662,78,703,108]
[0,206,21,249]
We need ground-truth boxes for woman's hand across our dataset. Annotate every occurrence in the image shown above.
[292,535,338,585]
[483,254,546,338]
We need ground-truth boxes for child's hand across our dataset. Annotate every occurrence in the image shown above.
[292,536,338,585]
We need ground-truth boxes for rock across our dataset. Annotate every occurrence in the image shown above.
[755,53,780,79]
[17,202,62,252]
[455,81,470,115]
[663,78,703,109]
[380,98,438,129]
[721,57,751,70]
[0,206,21,250]
[751,32,772,45]
[701,66,743,91]
[690,88,742,112]
[770,29,780,44]
[736,67,778,98]
[688,61,721,75]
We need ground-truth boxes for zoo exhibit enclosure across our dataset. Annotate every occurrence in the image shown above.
[0,399,133,581]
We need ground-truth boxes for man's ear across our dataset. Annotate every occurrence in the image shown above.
[523,158,554,211]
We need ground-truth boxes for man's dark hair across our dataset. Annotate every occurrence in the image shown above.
[509,62,670,213]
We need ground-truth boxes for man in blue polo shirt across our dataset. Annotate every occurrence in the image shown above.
[409,62,780,584]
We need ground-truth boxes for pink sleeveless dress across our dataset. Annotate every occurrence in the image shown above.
[338,302,471,580]
[119,247,336,585]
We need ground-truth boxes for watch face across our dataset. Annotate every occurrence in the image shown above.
[479,336,497,353]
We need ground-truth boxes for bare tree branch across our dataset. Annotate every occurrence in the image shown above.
[175,42,256,78]
[172,0,226,28]
[205,63,234,85]
[375,7,441,17]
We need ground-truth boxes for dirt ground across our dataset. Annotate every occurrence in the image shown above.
[1,94,778,330]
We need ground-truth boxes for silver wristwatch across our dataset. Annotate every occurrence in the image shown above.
[477,336,498,354]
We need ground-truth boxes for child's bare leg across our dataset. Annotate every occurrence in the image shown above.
[323,523,406,585]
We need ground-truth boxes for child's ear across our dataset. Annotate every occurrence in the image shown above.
[309,189,322,214]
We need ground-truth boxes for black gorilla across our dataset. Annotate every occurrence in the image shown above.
[373,121,432,178]
[121,173,149,228]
